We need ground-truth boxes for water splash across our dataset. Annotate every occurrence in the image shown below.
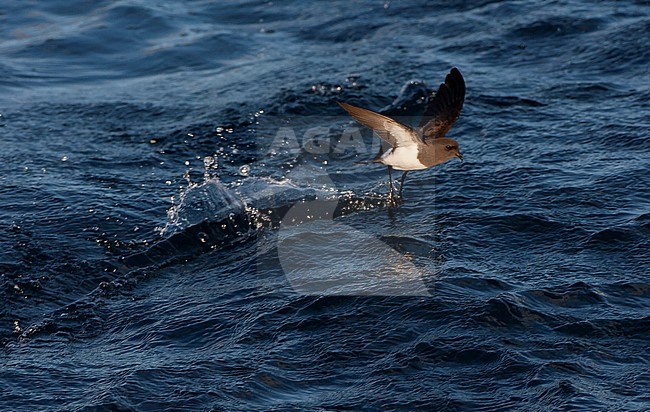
[203,156,218,179]
[160,177,246,236]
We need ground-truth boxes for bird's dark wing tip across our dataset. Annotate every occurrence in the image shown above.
[447,67,465,86]
[419,67,466,137]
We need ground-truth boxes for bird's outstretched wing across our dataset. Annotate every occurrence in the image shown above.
[338,102,418,148]
[419,67,465,141]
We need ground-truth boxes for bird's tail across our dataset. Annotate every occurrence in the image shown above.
[354,145,387,165]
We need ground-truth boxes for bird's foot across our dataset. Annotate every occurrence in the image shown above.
[387,193,404,208]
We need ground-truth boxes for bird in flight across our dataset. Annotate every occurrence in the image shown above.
[338,67,465,204]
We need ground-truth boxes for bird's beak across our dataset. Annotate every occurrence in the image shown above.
[456,152,463,161]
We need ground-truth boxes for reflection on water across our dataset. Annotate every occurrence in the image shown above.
[278,213,430,296]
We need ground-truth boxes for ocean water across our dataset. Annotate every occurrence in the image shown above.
[1,1,649,411]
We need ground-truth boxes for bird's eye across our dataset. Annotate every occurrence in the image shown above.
[445,145,453,150]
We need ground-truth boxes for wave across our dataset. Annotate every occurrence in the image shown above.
[555,316,650,338]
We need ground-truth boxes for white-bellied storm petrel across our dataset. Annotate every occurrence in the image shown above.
[338,67,465,204]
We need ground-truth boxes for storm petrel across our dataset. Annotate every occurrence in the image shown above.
[338,67,465,204]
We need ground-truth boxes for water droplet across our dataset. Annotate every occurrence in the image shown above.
[239,165,250,176]
[61,156,68,162]
[198,232,208,243]
[149,139,157,144]
[203,156,215,167]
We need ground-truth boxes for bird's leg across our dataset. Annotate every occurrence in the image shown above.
[398,171,409,200]
[388,166,394,202]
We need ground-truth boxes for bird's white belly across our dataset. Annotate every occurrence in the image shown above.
[380,146,427,171]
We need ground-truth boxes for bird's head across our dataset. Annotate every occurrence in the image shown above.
[437,137,463,162]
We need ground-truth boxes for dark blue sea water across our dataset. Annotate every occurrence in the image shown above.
[1,1,649,411]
